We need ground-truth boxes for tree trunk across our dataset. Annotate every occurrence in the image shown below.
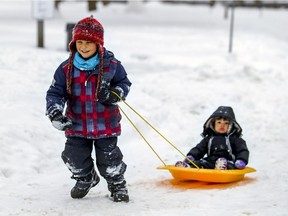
[88,0,97,11]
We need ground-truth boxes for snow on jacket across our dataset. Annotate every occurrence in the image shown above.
[46,49,131,139]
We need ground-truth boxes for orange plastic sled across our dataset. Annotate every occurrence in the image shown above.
[157,165,256,183]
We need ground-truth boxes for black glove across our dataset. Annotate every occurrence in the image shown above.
[98,83,123,105]
[49,110,72,131]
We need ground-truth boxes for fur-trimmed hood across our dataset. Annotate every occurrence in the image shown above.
[201,106,242,137]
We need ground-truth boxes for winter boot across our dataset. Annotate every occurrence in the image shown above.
[71,169,100,199]
[108,180,129,202]
[215,157,228,170]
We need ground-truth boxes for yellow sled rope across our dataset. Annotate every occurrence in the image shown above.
[112,91,199,168]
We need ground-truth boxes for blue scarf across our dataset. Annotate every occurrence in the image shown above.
[73,52,99,70]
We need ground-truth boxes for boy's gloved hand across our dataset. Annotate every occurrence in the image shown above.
[175,155,195,168]
[235,160,246,169]
[98,83,123,105]
[49,110,72,131]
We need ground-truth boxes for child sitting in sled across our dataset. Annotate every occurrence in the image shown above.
[175,106,249,170]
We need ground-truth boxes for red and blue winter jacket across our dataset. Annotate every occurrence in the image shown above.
[46,49,131,139]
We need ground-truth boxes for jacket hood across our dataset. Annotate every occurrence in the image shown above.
[103,49,115,67]
[201,106,242,137]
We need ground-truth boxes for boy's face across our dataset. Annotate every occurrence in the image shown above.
[214,118,230,134]
[76,40,97,59]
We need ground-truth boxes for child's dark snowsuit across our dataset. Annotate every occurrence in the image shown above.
[185,106,249,170]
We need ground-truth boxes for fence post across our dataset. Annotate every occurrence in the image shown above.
[228,2,235,53]
[37,20,44,48]
[32,0,54,48]
[66,23,75,51]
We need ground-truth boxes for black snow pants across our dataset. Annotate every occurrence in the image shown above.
[61,137,127,183]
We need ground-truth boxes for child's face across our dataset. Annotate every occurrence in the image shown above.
[214,118,230,134]
[76,40,97,59]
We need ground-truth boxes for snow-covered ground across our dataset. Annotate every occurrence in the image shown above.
[0,1,288,215]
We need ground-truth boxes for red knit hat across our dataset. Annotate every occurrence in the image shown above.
[69,15,104,52]
[66,16,104,97]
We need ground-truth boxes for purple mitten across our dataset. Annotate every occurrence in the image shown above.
[184,155,195,164]
[235,160,246,169]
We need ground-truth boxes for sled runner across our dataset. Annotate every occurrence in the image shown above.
[157,165,256,183]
